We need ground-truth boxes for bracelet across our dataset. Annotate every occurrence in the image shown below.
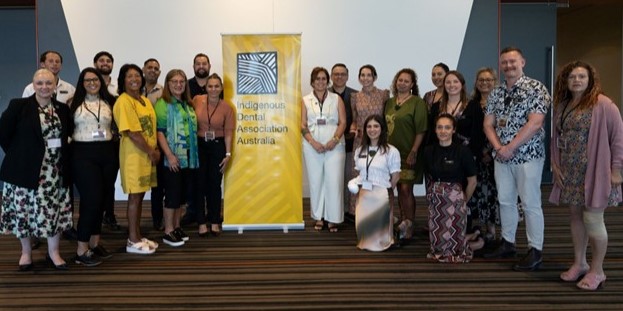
[332,136,340,143]
[225,152,231,157]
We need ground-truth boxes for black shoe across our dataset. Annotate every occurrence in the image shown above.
[103,213,121,231]
[74,250,103,267]
[18,263,34,272]
[180,214,196,226]
[483,239,516,259]
[46,254,69,270]
[31,237,41,250]
[62,228,78,241]
[162,232,185,247]
[513,248,543,271]
[91,245,113,259]
[174,227,189,241]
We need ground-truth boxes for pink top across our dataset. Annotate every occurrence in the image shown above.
[193,95,235,139]
[550,94,623,209]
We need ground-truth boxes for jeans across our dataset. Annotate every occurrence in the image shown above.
[494,158,544,250]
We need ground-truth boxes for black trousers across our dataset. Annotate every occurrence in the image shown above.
[102,139,119,217]
[197,137,225,225]
[72,141,117,242]
[150,156,165,224]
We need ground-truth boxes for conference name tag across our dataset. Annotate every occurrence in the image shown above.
[47,138,61,149]
[362,180,373,190]
[92,130,106,140]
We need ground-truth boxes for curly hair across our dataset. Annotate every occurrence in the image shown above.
[390,68,419,97]
[553,61,601,113]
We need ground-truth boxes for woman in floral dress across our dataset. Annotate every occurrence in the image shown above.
[0,69,73,271]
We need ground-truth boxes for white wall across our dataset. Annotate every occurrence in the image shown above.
[60,0,474,198]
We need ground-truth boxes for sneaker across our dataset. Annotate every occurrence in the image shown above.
[103,213,122,231]
[126,239,156,254]
[174,227,189,241]
[141,237,159,249]
[91,245,113,259]
[162,232,185,247]
[74,250,103,267]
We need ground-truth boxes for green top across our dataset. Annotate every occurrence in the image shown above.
[384,96,428,183]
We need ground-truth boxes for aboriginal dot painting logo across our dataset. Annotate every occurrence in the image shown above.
[237,52,278,94]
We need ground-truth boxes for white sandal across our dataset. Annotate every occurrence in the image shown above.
[126,240,156,254]
[141,237,159,249]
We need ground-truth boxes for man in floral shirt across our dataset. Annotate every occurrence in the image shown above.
[483,46,551,271]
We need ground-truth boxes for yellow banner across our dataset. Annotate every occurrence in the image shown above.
[222,34,303,231]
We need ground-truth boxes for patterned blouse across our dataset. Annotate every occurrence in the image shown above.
[485,75,551,164]
[351,87,389,131]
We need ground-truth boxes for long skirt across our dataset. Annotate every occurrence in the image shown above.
[356,185,393,251]
[426,182,473,263]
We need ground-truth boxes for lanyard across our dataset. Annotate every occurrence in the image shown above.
[207,100,220,130]
[559,101,579,134]
[83,99,102,128]
[314,91,327,116]
[365,146,377,180]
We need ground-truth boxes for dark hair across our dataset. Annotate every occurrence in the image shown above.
[435,113,457,130]
[390,68,420,97]
[206,73,225,99]
[440,70,468,114]
[331,63,348,74]
[358,64,378,79]
[117,64,145,95]
[194,53,210,64]
[500,46,524,57]
[40,50,62,63]
[93,51,114,63]
[359,114,390,156]
[310,67,330,86]
[143,58,160,66]
[470,67,497,102]
[433,62,450,74]
[553,60,601,113]
[162,69,192,104]
[69,67,116,116]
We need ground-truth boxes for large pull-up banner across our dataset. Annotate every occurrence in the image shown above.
[222,34,303,232]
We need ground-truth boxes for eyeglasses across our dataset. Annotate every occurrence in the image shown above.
[478,78,495,83]
[84,78,100,84]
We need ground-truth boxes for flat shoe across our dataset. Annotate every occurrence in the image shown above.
[577,273,606,291]
[46,254,69,270]
[328,223,338,233]
[560,265,589,282]
[18,263,34,272]
[314,221,323,231]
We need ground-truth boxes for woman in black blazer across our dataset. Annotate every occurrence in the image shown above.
[0,69,73,271]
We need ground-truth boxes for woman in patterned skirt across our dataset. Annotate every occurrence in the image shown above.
[423,113,483,263]
[550,61,623,290]
[0,69,73,271]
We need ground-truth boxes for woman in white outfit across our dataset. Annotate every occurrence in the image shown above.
[301,67,346,232]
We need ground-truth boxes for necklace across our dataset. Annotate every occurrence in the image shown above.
[395,94,412,111]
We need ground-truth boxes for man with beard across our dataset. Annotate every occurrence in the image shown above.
[93,51,118,96]
[188,53,211,98]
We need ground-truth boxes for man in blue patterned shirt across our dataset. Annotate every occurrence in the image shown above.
[483,47,551,271]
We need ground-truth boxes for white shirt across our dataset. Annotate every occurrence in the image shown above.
[23,77,76,104]
[353,144,401,188]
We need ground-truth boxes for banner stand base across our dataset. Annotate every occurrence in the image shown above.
[223,223,305,234]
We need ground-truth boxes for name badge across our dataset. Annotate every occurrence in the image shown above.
[47,138,61,149]
[362,180,373,190]
[205,131,215,141]
[497,118,508,128]
[557,136,567,150]
[92,130,106,140]
[316,117,327,126]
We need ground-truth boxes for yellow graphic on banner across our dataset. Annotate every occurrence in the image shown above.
[222,34,302,231]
